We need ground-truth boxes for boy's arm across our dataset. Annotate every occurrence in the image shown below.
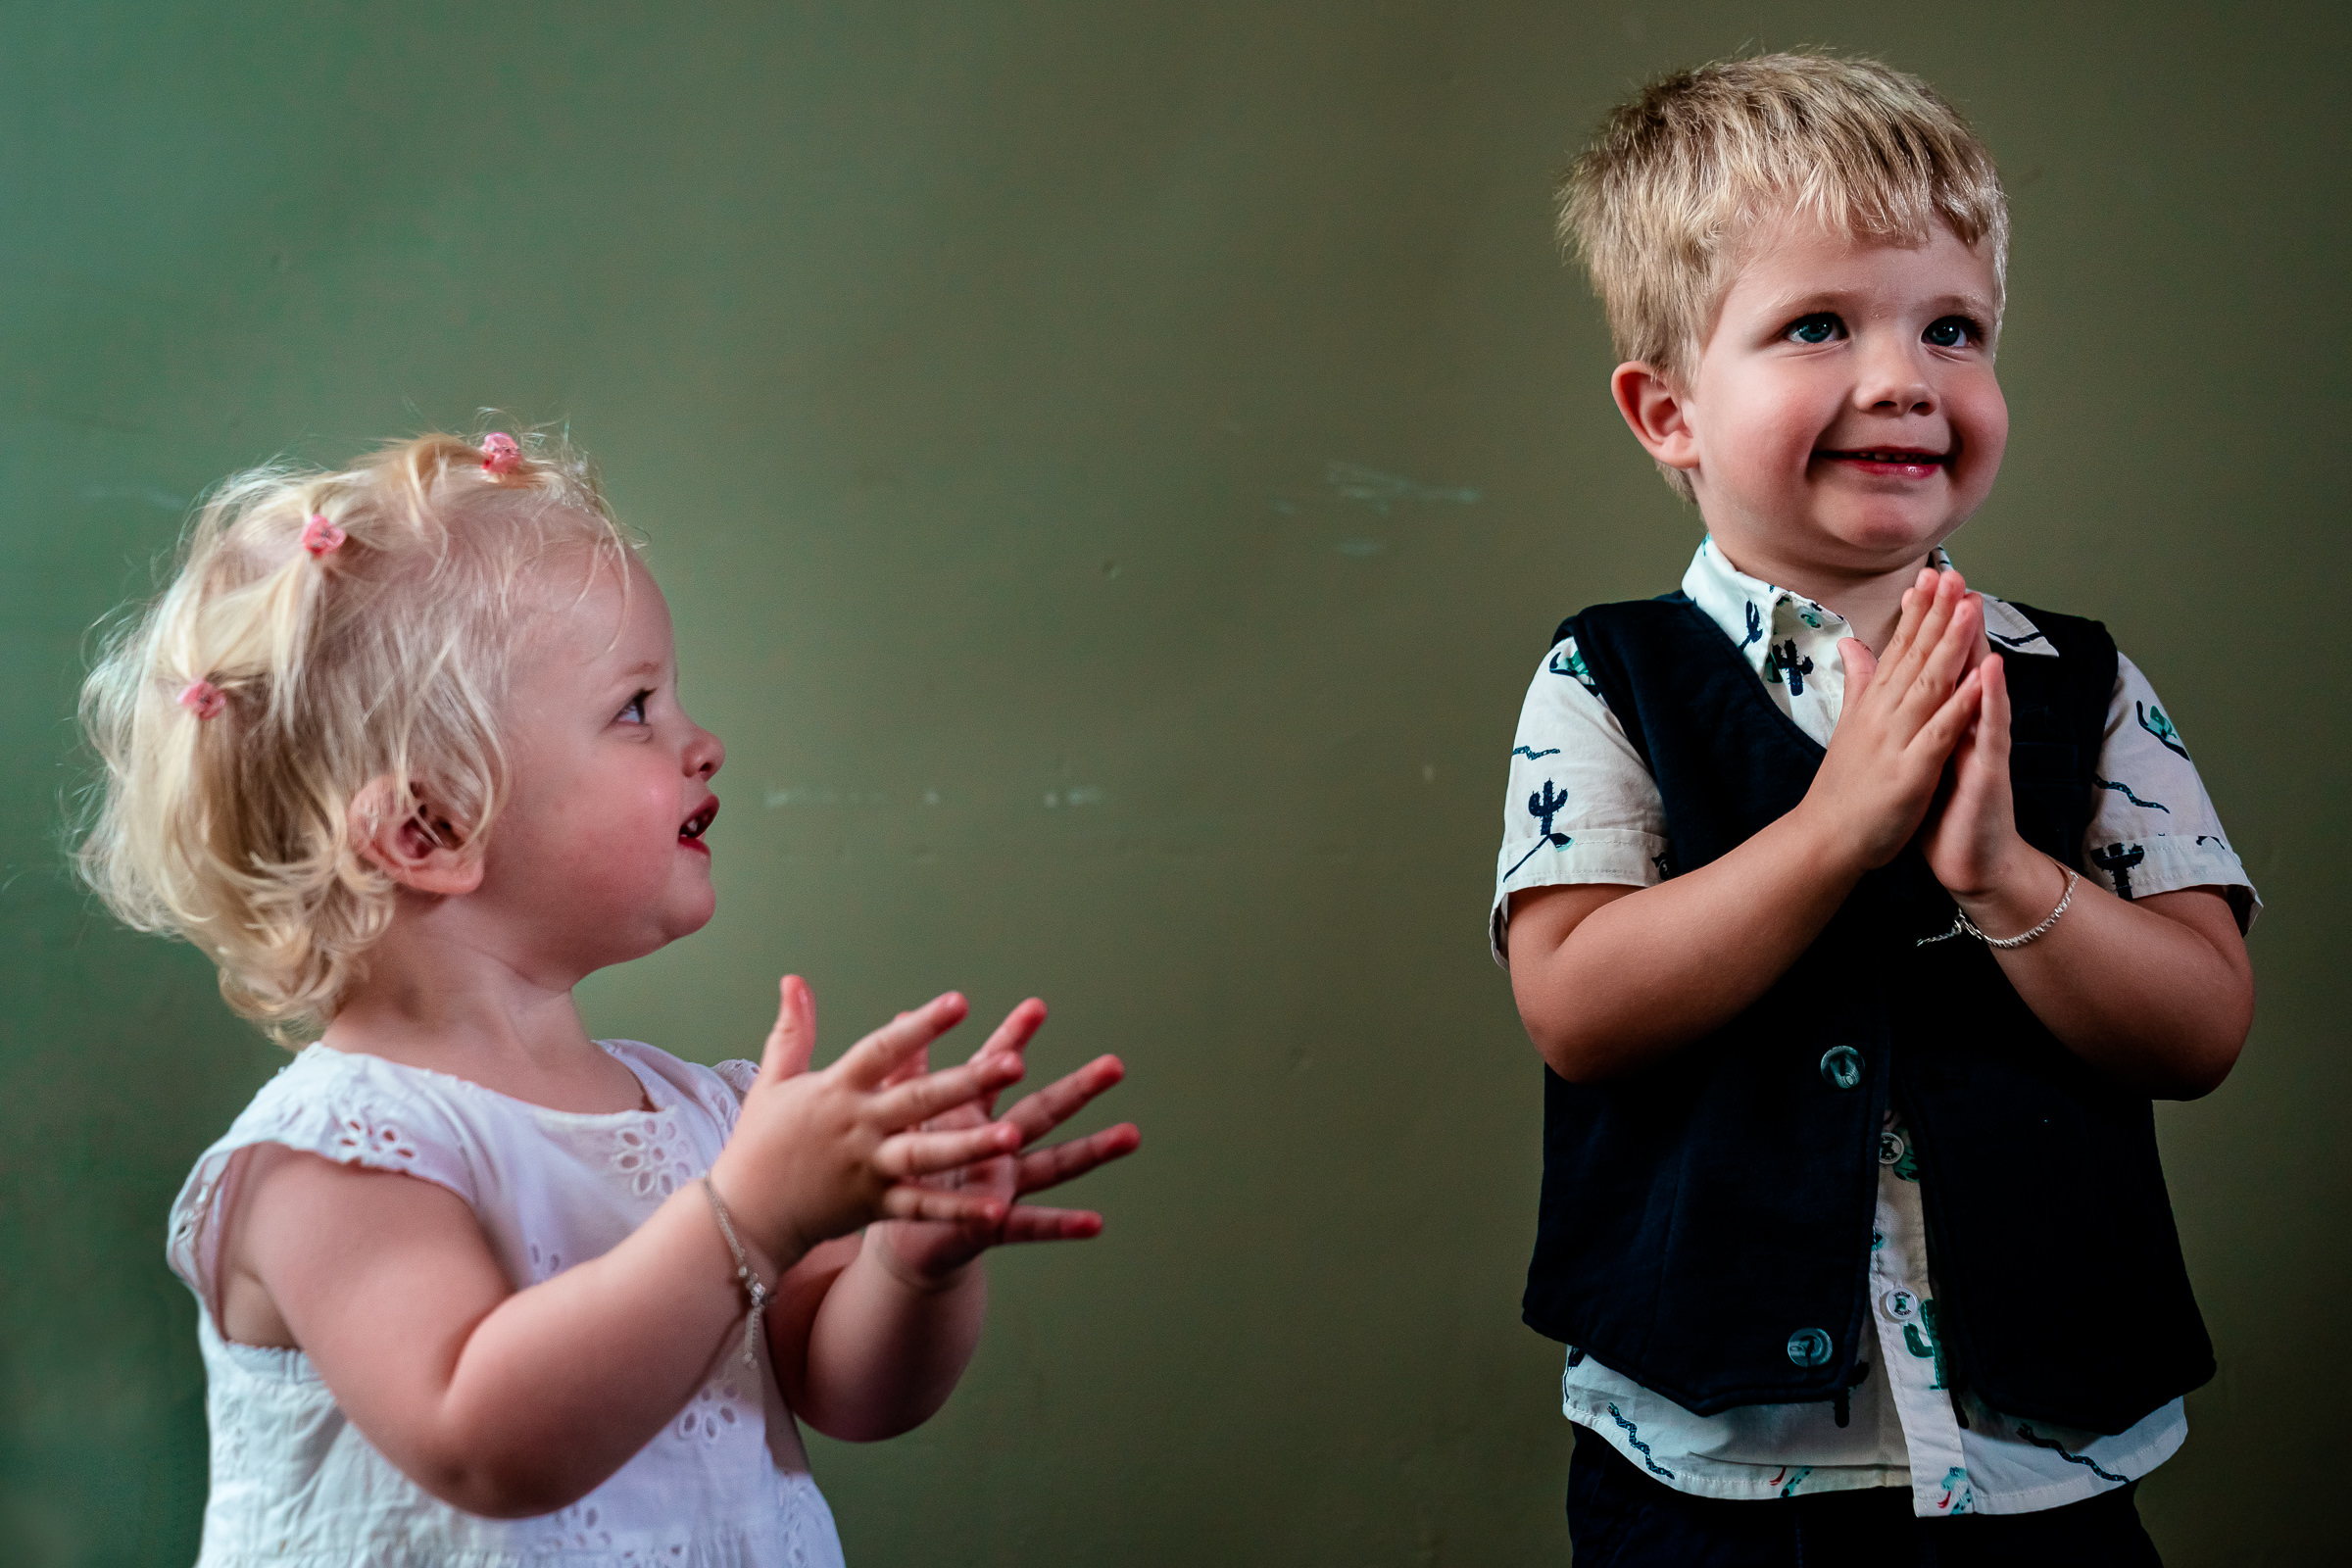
[1511,571,1988,1081]
[1924,654,2253,1098]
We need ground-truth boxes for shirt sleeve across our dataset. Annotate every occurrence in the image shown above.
[2082,652,2260,932]
[1491,634,1670,966]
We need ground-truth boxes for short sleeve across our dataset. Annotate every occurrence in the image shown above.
[1491,634,1671,965]
[710,1059,759,1100]
[2083,653,2260,932]
[166,1049,480,1316]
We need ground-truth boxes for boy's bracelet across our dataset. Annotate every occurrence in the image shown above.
[1920,862,2082,951]
[699,1175,773,1371]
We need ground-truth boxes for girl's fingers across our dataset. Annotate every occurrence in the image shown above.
[967,997,1049,1065]
[880,1185,1009,1228]
[880,1041,929,1092]
[994,1204,1105,1244]
[1002,1055,1128,1143]
[1014,1122,1142,1195]
[876,1120,1022,1179]
[757,976,819,1084]
[834,994,970,1090]
[870,1054,1025,1130]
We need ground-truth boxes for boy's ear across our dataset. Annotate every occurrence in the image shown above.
[1610,361,1702,475]
[349,777,485,897]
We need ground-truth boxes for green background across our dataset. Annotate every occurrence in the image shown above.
[2,2,2341,1562]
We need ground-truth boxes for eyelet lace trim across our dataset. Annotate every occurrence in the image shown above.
[613,1112,695,1199]
[331,1105,419,1168]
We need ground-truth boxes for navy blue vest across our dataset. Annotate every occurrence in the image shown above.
[1521,592,2213,1436]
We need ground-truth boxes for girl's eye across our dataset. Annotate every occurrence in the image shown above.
[1786,313,1842,345]
[1924,317,1978,349]
[617,691,652,725]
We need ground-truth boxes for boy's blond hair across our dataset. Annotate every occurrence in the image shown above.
[1559,52,2009,498]
[76,429,636,1043]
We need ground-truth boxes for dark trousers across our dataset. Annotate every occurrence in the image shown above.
[1567,1422,2164,1568]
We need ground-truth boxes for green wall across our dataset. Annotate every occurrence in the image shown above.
[3,3,2342,1562]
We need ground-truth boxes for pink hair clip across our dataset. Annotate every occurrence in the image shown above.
[480,432,523,475]
[177,679,226,720]
[301,513,347,558]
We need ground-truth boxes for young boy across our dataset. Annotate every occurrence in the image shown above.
[1494,55,2256,1563]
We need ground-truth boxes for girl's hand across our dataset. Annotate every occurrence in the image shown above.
[709,978,1029,1270]
[1804,567,1986,873]
[867,999,1140,1289]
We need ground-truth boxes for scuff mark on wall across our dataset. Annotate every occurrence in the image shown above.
[81,484,188,511]
[764,786,890,808]
[1325,461,1481,515]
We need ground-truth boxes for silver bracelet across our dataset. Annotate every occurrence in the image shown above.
[1919,863,2082,950]
[699,1176,772,1371]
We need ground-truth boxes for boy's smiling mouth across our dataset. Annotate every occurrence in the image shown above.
[1815,446,1952,477]
[679,799,718,850]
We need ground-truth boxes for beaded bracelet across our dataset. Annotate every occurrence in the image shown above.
[699,1176,772,1371]
[1917,863,2082,950]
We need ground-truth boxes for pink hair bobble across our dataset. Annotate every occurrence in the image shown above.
[177,679,227,720]
[301,513,347,558]
[480,432,523,475]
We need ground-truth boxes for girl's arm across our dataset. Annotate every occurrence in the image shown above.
[1923,655,2253,1098]
[764,994,1139,1442]
[1511,570,1988,1082]
[227,989,1023,1518]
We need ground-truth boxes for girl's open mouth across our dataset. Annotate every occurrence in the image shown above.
[679,799,718,849]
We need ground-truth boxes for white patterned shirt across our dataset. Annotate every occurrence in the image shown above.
[1491,538,2257,1517]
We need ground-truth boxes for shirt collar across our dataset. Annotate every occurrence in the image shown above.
[1680,538,2056,673]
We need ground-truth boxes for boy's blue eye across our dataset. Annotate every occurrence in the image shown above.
[617,691,651,724]
[1786,314,1842,345]
[1924,317,1976,348]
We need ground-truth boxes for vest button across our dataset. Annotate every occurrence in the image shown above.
[1786,1327,1835,1367]
[1878,1131,1906,1165]
[1819,1046,1864,1090]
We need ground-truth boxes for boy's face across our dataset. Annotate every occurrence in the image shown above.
[1632,217,2007,584]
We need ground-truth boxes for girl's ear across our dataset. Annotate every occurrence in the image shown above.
[1610,361,1701,474]
[348,777,485,896]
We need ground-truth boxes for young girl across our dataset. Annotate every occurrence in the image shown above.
[78,429,1140,1566]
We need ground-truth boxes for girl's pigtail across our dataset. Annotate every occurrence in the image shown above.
[77,425,628,1044]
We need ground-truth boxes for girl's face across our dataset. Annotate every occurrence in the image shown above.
[475,553,725,981]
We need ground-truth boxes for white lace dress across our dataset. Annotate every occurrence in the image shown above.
[166,1041,848,1568]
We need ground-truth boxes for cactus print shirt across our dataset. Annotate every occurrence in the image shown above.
[1491,538,2257,1517]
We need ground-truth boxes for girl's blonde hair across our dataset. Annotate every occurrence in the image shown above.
[1558,53,2010,499]
[76,428,636,1043]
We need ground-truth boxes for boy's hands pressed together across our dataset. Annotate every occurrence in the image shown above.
[1803,566,1986,874]
[1508,564,1992,1083]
